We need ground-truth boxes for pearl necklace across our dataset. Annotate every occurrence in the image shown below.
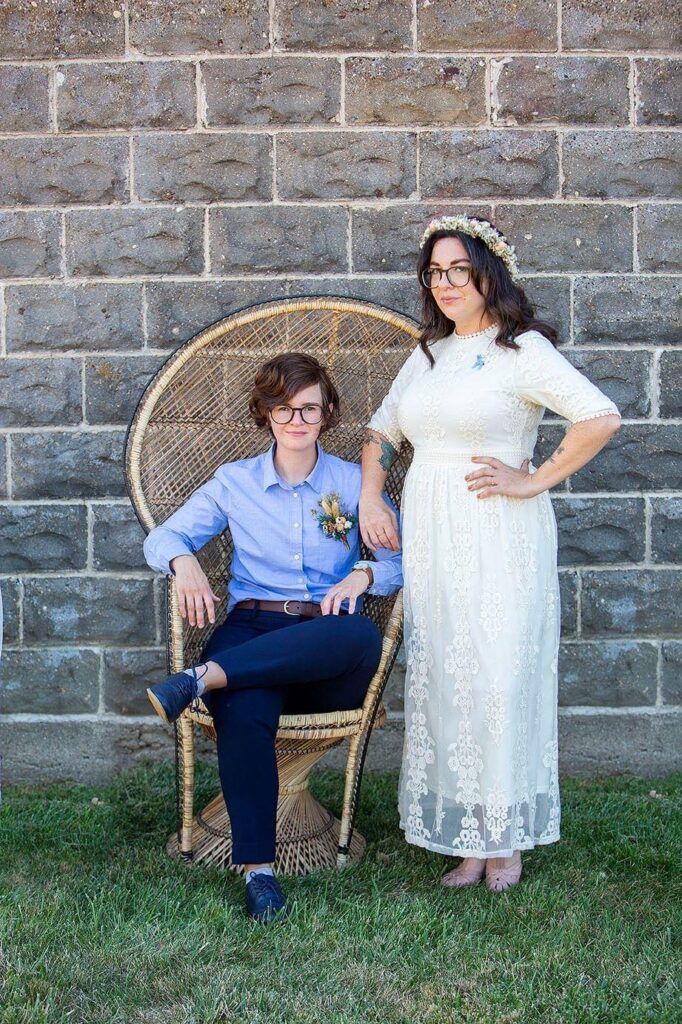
[453,322,500,341]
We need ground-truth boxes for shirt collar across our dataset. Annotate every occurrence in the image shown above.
[262,440,327,494]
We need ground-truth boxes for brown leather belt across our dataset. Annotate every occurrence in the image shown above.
[234,598,346,618]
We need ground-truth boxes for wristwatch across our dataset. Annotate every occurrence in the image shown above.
[352,560,374,587]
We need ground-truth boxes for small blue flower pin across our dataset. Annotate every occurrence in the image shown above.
[471,354,485,370]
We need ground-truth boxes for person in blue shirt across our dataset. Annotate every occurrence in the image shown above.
[144,352,402,923]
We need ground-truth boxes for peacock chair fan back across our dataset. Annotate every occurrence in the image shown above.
[126,296,420,672]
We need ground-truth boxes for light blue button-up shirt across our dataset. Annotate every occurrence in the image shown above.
[143,442,403,613]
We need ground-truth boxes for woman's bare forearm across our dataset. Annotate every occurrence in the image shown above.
[530,414,621,495]
[361,429,395,496]
[360,430,401,550]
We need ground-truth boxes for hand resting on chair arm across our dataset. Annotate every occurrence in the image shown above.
[170,553,222,629]
[320,567,372,617]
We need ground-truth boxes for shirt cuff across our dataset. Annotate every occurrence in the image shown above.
[144,535,195,576]
[366,558,402,597]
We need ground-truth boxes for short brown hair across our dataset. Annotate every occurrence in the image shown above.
[248,352,341,434]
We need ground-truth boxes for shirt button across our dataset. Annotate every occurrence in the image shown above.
[294,553,300,560]
[293,522,300,528]
[303,593,310,599]
[292,492,298,498]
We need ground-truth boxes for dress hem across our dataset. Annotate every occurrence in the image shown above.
[400,827,560,859]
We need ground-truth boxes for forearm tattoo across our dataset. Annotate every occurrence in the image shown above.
[547,443,566,465]
[363,429,398,472]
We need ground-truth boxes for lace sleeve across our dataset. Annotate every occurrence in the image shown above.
[513,331,621,425]
[367,344,430,450]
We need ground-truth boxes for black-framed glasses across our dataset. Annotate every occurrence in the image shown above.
[421,265,472,289]
[270,403,324,425]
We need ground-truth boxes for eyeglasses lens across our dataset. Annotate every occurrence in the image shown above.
[271,405,323,424]
[421,266,471,289]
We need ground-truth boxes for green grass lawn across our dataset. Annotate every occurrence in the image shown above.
[0,764,680,1024]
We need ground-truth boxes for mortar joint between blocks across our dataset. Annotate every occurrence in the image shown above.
[17,576,24,646]
[196,61,207,130]
[48,65,58,134]
[203,206,211,276]
[80,357,87,424]
[122,1,131,58]
[650,349,661,418]
[272,134,279,202]
[269,0,276,54]
[6,435,12,502]
[141,283,149,349]
[0,285,5,357]
[97,647,106,714]
[631,58,640,127]
[655,640,663,708]
[86,502,94,572]
[633,204,640,273]
[60,212,67,279]
[339,57,346,127]
[128,135,135,202]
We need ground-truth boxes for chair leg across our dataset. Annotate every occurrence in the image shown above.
[172,732,367,874]
[177,713,195,860]
[337,731,365,868]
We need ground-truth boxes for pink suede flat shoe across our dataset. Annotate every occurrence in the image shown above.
[441,859,486,889]
[485,853,523,892]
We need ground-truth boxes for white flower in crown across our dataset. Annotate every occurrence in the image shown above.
[419,215,521,281]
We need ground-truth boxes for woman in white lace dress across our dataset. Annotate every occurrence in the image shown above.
[360,216,621,891]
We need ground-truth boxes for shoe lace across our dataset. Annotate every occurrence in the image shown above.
[190,664,209,683]
[187,663,209,710]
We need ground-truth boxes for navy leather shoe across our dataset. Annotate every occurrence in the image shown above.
[245,873,287,924]
[146,668,200,725]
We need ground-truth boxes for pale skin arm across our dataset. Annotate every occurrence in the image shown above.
[465,414,622,498]
[359,429,401,552]
[320,567,372,616]
[169,553,222,628]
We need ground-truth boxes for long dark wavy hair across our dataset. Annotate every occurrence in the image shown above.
[417,218,558,367]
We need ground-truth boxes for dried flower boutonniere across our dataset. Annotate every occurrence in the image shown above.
[310,492,357,550]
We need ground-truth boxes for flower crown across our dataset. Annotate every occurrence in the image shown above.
[419,216,520,281]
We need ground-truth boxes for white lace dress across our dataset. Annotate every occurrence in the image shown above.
[368,325,619,857]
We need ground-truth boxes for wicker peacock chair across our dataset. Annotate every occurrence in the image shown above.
[125,296,419,875]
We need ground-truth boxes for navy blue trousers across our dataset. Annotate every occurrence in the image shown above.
[200,607,383,865]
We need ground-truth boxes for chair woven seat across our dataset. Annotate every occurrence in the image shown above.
[125,296,418,874]
[188,700,387,742]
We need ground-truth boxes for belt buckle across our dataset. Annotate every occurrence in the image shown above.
[282,600,298,616]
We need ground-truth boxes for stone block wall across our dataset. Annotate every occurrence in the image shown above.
[0,1,679,782]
